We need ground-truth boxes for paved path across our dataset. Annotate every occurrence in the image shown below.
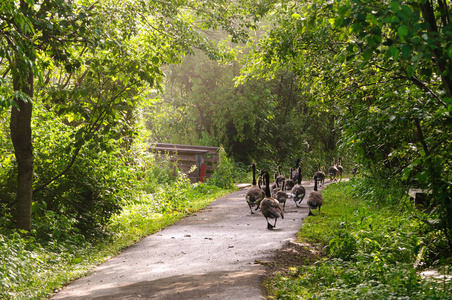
[51,180,325,300]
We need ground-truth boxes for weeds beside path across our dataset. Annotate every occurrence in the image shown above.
[263,180,452,299]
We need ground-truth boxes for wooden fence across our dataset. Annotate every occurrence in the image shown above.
[148,143,220,183]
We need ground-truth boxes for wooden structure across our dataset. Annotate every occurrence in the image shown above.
[409,188,434,211]
[149,143,220,183]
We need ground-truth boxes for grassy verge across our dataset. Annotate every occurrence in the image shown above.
[265,180,452,299]
[0,183,234,300]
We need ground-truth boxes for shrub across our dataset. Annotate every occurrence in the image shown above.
[207,146,234,189]
[32,146,137,240]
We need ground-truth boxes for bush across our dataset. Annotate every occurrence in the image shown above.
[0,102,142,241]
[139,151,181,193]
[32,147,137,240]
[0,230,92,300]
[349,176,410,207]
[350,177,452,266]
[207,146,235,189]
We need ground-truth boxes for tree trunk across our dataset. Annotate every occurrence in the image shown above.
[10,69,34,232]
[420,0,452,98]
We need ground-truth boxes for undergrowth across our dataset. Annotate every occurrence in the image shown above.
[267,179,452,299]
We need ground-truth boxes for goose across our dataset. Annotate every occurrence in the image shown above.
[336,157,344,180]
[269,172,278,194]
[273,180,288,211]
[320,166,326,185]
[291,167,306,207]
[284,167,295,191]
[307,175,323,216]
[328,158,339,181]
[245,163,265,214]
[271,176,282,196]
[292,158,301,183]
[313,162,326,186]
[276,165,286,186]
[258,169,266,192]
[260,171,284,230]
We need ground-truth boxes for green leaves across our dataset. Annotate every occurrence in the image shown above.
[386,46,400,61]
[208,146,234,189]
[448,45,452,59]
[401,44,411,59]
[397,25,409,40]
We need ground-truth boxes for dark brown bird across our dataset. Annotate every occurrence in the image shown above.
[292,158,301,183]
[328,158,339,181]
[291,167,306,207]
[336,157,344,180]
[271,180,281,196]
[313,162,326,186]
[269,172,278,194]
[245,163,265,214]
[307,175,323,216]
[272,180,288,211]
[285,167,295,191]
[258,169,266,191]
[260,172,284,230]
[276,165,286,186]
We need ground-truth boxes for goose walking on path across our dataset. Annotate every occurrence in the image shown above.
[258,170,266,192]
[336,157,344,180]
[314,162,325,186]
[307,175,323,216]
[245,163,265,214]
[285,167,295,191]
[260,172,284,230]
[272,180,288,211]
[291,167,306,207]
[276,165,286,186]
[269,172,278,194]
[328,158,339,181]
[292,158,301,183]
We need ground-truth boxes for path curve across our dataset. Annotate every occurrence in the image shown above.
[51,180,328,300]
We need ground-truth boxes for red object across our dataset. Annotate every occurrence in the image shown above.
[199,163,206,182]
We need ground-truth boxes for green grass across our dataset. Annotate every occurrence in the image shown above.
[267,180,452,299]
[297,183,363,246]
[0,183,234,300]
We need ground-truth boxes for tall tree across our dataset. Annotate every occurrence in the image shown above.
[1,0,93,231]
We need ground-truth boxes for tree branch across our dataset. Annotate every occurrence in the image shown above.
[413,116,430,157]
[41,187,87,212]
[33,146,82,194]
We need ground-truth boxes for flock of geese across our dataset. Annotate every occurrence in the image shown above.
[245,158,346,230]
